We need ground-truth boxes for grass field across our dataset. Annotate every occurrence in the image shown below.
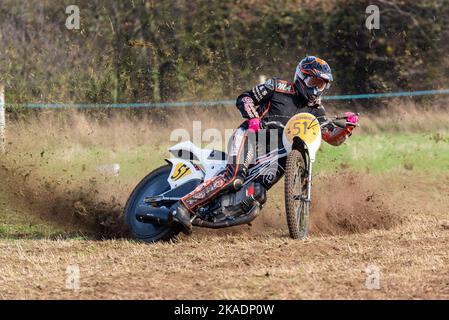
[0,107,448,299]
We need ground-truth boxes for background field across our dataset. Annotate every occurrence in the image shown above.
[0,102,448,299]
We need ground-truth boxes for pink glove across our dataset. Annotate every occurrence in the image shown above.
[345,112,359,126]
[248,118,261,133]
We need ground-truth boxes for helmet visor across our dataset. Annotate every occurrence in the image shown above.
[304,76,331,92]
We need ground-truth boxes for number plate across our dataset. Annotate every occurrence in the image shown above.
[284,113,320,145]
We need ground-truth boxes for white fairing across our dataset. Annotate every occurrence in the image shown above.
[169,141,212,164]
[167,141,227,188]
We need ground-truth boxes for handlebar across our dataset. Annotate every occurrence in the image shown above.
[317,113,360,128]
[332,119,348,128]
[260,113,360,130]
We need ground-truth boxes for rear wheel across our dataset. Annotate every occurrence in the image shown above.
[285,149,310,239]
[124,165,181,242]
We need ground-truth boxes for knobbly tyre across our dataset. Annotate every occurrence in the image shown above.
[124,112,358,242]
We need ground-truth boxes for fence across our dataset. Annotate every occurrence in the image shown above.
[4,88,449,109]
[0,86,449,152]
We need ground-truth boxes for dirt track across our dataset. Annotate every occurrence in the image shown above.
[0,170,448,299]
[0,223,448,299]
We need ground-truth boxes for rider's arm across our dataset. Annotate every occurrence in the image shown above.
[322,125,355,146]
[316,105,355,146]
[236,78,275,119]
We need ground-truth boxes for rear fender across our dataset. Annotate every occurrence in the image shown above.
[168,141,226,181]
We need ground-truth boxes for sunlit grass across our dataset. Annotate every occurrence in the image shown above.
[316,132,449,174]
[9,132,449,189]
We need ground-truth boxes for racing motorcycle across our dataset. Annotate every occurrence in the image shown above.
[124,113,351,242]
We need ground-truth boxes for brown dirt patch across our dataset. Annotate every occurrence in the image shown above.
[310,172,400,236]
[199,172,401,237]
[0,163,128,239]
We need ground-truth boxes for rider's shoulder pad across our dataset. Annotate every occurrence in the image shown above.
[252,79,273,101]
[263,78,276,90]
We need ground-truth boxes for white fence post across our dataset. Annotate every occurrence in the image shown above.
[0,84,5,154]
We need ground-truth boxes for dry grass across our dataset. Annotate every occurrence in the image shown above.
[4,100,449,161]
[354,99,449,135]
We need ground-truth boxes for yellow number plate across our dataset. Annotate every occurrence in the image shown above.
[285,113,320,145]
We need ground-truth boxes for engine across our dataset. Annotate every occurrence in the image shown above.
[206,183,267,221]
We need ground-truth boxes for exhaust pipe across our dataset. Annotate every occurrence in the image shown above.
[137,202,261,229]
[192,204,260,229]
[136,206,171,225]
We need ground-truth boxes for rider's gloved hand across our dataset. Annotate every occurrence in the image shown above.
[248,118,261,133]
[345,112,359,126]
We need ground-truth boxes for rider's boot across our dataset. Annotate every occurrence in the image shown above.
[169,202,193,235]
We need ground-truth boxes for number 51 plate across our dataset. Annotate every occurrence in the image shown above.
[284,113,320,145]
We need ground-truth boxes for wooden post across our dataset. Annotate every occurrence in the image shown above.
[0,84,5,154]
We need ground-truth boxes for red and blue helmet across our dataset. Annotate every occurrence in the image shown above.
[294,56,333,104]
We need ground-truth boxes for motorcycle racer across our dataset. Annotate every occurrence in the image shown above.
[171,56,359,234]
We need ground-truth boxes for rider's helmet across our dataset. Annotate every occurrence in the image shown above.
[294,56,333,104]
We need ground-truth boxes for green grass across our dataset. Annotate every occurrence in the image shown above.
[64,132,449,178]
[17,132,449,186]
[315,132,449,174]
[0,195,67,239]
[0,223,66,239]
[0,175,88,239]
[55,144,165,179]
[13,143,168,187]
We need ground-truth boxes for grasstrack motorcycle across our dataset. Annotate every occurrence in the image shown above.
[124,112,352,242]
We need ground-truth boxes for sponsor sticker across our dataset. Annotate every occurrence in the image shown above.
[171,163,192,181]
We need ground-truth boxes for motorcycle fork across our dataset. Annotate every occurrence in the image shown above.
[302,151,313,206]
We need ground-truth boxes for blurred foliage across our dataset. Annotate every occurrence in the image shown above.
[0,0,448,105]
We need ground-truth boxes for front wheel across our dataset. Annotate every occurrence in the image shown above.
[285,149,310,239]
